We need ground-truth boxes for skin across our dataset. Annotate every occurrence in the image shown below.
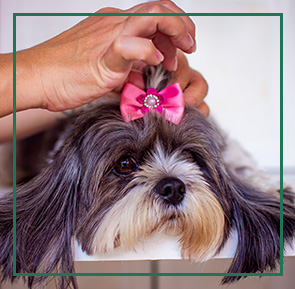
[0,1,209,142]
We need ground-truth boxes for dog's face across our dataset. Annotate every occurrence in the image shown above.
[71,99,229,261]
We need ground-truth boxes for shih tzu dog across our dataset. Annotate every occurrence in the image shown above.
[0,65,294,289]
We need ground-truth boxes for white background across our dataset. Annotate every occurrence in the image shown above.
[0,1,294,287]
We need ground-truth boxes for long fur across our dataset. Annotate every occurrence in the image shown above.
[0,65,294,288]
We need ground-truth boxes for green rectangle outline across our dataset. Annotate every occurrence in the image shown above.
[13,12,284,278]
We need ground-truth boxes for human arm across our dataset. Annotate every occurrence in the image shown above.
[0,1,208,143]
[0,1,196,118]
[0,50,209,143]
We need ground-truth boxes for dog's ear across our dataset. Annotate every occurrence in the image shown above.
[0,142,82,289]
[222,175,295,284]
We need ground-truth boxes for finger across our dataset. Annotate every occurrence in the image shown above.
[124,4,195,53]
[132,60,148,72]
[152,32,177,71]
[196,101,210,117]
[126,0,196,44]
[127,70,145,90]
[158,0,196,50]
[103,36,164,72]
[183,69,209,106]
[172,50,191,88]
[95,7,123,13]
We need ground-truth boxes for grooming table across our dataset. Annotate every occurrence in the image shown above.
[74,232,295,261]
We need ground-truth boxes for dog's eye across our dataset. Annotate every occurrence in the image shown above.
[113,156,138,176]
[181,150,195,162]
[183,149,208,172]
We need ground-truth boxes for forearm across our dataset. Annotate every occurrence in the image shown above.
[0,109,68,143]
[0,54,14,117]
[0,51,43,118]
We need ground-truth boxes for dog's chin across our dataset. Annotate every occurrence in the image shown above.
[89,179,225,262]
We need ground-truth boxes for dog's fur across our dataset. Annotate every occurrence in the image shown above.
[0,66,294,289]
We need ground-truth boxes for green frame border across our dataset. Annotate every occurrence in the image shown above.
[13,12,284,278]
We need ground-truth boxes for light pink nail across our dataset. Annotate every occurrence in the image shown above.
[156,50,164,62]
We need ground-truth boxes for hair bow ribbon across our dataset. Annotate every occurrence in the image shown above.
[120,83,184,124]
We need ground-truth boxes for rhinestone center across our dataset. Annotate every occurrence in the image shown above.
[143,94,160,109]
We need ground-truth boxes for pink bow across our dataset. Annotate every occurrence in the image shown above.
[120,83,184,124]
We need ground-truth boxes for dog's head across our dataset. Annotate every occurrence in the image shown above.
[69,98,231,261]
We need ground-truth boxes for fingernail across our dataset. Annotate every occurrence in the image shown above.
[156,49,164,62]
[171,56,178,71]
[188,34,195,48]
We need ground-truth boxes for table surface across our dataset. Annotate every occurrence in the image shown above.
[74,230,295,261]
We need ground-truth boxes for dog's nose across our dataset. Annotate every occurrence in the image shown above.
[154,177,186,206]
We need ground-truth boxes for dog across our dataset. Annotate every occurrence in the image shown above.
[0,65,294,289]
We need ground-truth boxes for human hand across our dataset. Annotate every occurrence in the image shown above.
[174,50,209,116]
[16,1,196,113]
[127,50,209,116]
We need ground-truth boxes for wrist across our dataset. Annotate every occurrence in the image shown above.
[0,50,46,118]
[15,49,44,111]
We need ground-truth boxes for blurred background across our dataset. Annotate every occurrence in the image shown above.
[0,0,294,288]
